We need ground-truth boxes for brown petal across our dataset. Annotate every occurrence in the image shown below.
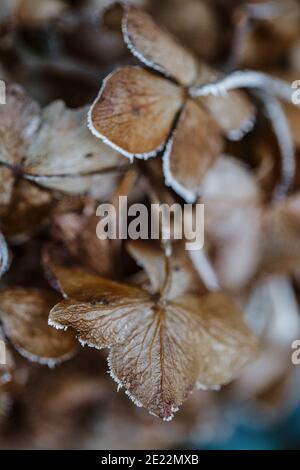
[153,0,220,63]
[45,260,148,303]
[48,245,257,420]
[88,66,183,159]
[23,101,123,193]
[25,170,121,198]
[53,213,116,278]
[0,179,53,239]
[163,99,223,202]
[259,194,300,275]
[49,277,257,420]
[199,90,256,141]
[0,84,41,166]
[128,242,166,294]
[127,241,203,299]
[0,288,78,366]
[123,6,199,87]
[169,292,258,389]
[49,294,185,419]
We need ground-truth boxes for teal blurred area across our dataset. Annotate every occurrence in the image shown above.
[194,406,300,450]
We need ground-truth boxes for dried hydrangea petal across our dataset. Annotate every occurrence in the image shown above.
[259,193,300,275]
[24,101,123,182]
[123,6,199,87]
[48,246,257,420]
[88,66,183,159]
[163,99,223,202]
[127,241,203,299]
[199,90,256,141]
[0,84,41,167]
[0,288,78,367]
[53,213,117,278]
[0,179,53,239]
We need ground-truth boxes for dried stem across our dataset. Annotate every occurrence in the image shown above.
[189,71,294,103]
[256,91,295,201]
[159,240,173,299]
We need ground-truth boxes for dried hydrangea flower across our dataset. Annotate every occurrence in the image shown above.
[0,84,124,237]
[47,241,258,420]
[0,288,79,367]
[88,5,255,202]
